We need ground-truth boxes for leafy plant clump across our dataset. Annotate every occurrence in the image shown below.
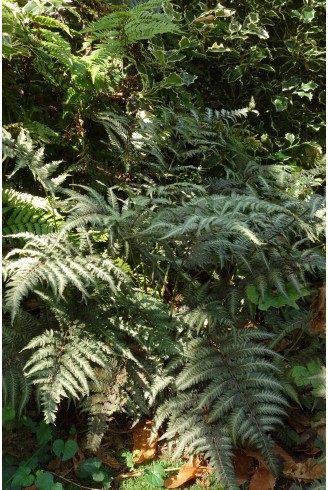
[2,0,325,489]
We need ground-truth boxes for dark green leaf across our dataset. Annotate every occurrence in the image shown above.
[2,404,16,425]
[36,421,52,445]
[62,440,78,461]
[92,470,106,482]
[35,471,54,490]
[53,439,65,458]
[302,7,315,22]
[12,465,35,487]
[273,97,289,112]
[227,65,245,82]
[160,73,184,88]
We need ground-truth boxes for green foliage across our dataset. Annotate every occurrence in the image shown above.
[76,457,112,488]
[122,450,141,472]
[53,439,78,461]
[154,330,286,489]
[2,0,325,488]
[144,462,166,487]
[23,324,118,423]
[3,187,62,244]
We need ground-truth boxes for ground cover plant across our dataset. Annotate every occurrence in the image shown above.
[2,0,326,489]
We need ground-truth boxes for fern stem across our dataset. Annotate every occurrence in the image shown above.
[284,329,304,354]
[269,316,306,349]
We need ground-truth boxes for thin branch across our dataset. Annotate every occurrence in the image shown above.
[47,471,98,490]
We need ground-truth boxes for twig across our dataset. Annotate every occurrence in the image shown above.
[47,471,98,490]
[114,466,196,481]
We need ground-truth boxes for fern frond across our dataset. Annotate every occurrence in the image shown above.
[23,326,115,423]
[3,187,63,241]
[4,232,129,320]
[157,329,286,483]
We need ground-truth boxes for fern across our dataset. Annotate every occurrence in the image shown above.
[3,128,70,196]
[23,323,116,423]
[3,232,128,320]
[82,0,181,66]
[155,329,287,487]
[3,187,63,242]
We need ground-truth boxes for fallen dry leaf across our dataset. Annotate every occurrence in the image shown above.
[242,445,324,485]
[97,449,121,470]
[24,486,37,490]
[294,428,318,452]
[243,448,268,470]
[308,448,322,455]
[47,457,61,471]
[244,444,295,472]
[314,419,326,442]
[273,444,295,470]
[73,444,85,473]
[249,467,276,490]
[133,420,158,464]
[164,457,201,489]
[283,459,326,482]
[196,477,211,487]
[194,15,215,23]
[232,449,255,484]
[287,408,310,434]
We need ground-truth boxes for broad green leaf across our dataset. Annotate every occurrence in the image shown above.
[255,27,269,39]
[300,81,319,92]
[291,366,310,386]
[258,64,275,72]
[53,439,65,457]
[258,292,291,311]
[161,73,184,88]
[306,359,321,378]
[282,76,301,91]
[152,49,166,64]
[35,471,54,490]
[62,440,78,461]
[305,60,321,72]
[12,465,35,487]
[295,91,313,100]
[179,37,191,49]
[92,470,106,482]
[285,133,295,145]
[285,283,310,300]
[208,42,231,52]
[144,463,166,487]
[302,7,315,22]
[227,65,245,82]
[246,285,260,304]
[53,439,78,461]
[36,421,52,444]
[215,6,235,17]
[76,458,102,479]
[179,72,197,86]
[290,10,302,18]
[2,404,16,425]
[274,151,291,160]
[273,97,289,112]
